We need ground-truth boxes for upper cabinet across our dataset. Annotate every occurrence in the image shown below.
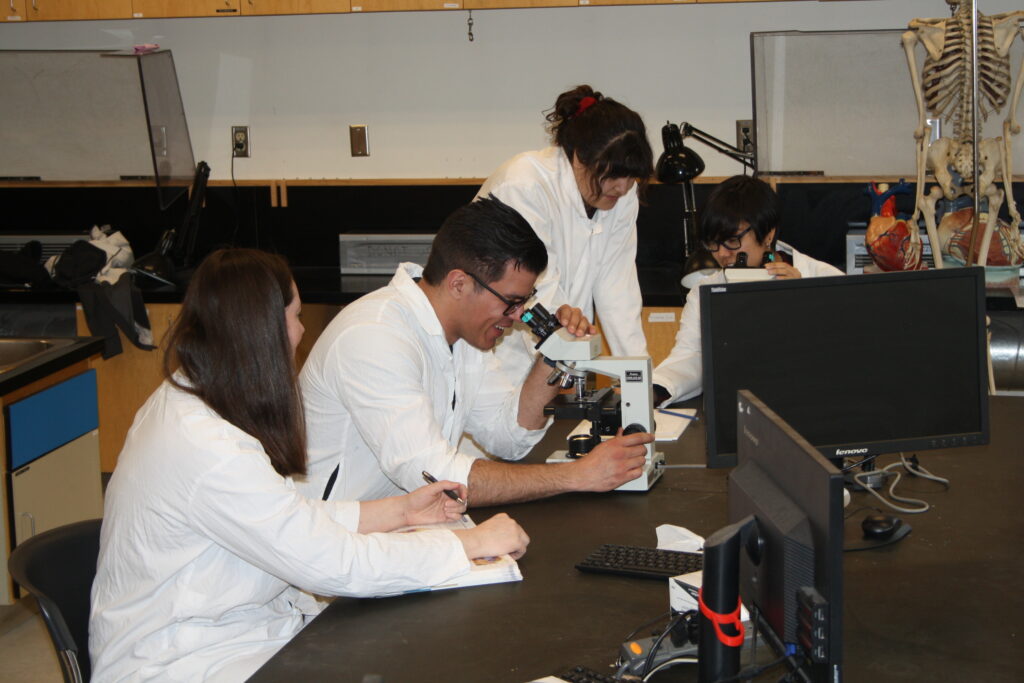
[2,0,27,22]
[22,0,132,20]
[132,0,240,18]
[465,1,574,8]
[241,0,349,14]
[1,0,829,21]
[351,0,461,11]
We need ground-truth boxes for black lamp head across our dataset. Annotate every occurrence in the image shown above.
[656,122,706,184]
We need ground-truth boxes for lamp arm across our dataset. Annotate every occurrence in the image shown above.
[680,122,756,171]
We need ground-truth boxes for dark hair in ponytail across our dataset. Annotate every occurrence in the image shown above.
[164,248,307,477]
[545,85,654,198]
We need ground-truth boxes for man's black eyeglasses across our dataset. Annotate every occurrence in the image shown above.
[464,271,536,317]
[702,225,753,253]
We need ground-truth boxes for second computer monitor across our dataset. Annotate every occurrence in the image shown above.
[700,267,988,468]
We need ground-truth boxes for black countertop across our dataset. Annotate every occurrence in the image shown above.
[0,266,689,308]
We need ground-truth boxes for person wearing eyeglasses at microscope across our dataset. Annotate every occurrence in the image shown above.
[298,196,654,509]
[651,175,844,408]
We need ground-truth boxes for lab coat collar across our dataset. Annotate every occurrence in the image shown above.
[390,263,447,340]
[552,146,604,233]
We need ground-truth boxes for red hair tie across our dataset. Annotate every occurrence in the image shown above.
[574,96,597,118]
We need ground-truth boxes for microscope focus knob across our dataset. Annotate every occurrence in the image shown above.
[622,423,647,436]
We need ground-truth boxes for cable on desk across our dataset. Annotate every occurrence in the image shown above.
[852,453,943,514]
[623,610,671,642]
[640,612,685,678]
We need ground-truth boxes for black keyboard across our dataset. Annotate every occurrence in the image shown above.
[575,543,703,580]
[550,664,620,683]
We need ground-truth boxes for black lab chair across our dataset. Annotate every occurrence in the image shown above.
[8,518,103,683]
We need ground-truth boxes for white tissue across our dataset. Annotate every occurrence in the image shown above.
[656,524,704,553]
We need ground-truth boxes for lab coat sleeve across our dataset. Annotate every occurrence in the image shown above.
[652,283,704,404]
[592,194,648,358]
[465,352,550,460]
[323,319,479,492]
[186,437,471,598]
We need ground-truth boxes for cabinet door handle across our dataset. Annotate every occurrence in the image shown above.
[20,512,36,539]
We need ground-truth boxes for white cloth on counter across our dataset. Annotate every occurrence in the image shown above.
[90,378,471,682]
[298,262,549,503]
[44,225,134,285]
[652,242,845,406]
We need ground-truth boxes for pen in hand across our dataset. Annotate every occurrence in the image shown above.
[421,470,467,507]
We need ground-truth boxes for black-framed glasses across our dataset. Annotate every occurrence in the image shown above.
[702,225,753,253]
[464,271,536,316]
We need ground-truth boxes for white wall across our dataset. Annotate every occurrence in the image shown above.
[0,1,969,180]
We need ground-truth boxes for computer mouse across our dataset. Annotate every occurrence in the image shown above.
[861,514,901,540]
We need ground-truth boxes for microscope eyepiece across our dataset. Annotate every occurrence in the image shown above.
[520,302,561,344]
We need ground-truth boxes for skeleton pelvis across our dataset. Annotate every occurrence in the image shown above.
[942,208,1023,267]
[866,216,926,271]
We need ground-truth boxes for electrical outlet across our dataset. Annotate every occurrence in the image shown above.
[736,120,754,155]
[232,126,250,158]
[350,125,369,157]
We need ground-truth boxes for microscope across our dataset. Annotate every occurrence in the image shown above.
[520,303,664,492]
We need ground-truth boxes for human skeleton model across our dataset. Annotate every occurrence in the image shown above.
[901,1,1024,268]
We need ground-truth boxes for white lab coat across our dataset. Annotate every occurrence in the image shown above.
[298,263,548,503]
[476,147,649,386]
[90,378,471,682]
[652,243,845,405]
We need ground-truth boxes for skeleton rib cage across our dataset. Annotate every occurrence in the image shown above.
[921,11,1013,143]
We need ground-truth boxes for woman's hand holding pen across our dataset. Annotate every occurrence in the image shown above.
[454,513,530,561]
[404,480,469,526]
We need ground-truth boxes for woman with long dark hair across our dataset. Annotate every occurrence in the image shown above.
[476,85,654,388]
[89,248,528,682]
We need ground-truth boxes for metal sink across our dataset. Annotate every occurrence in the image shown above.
[0,338,77,373]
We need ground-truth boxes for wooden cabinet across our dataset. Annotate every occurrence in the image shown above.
[582,0,692,5]
[131,0,240,18]
[77,302,179,472]
[351,0,461,12]
[24,0,132,20]
[241,0,348,15]
[2,0,27,22]
[641,306,684,367]
[0,0,826,20]
[465,0,573,7]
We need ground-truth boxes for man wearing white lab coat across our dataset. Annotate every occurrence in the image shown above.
[300,197,653,506]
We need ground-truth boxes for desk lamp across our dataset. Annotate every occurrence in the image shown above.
[658,121,759,291]
[656,122,705,261]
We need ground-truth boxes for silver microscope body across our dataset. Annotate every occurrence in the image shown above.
[521,304,664,492]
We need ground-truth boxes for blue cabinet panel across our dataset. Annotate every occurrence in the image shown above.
[7,370,98,470]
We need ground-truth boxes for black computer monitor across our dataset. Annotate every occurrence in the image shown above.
[700,390,844,683]
[700,267,989,468]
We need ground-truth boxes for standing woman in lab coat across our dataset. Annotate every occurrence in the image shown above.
[476,84,654,385]
[89,248,528,682]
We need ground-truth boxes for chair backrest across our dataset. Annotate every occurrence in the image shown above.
[8,518,103,683]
